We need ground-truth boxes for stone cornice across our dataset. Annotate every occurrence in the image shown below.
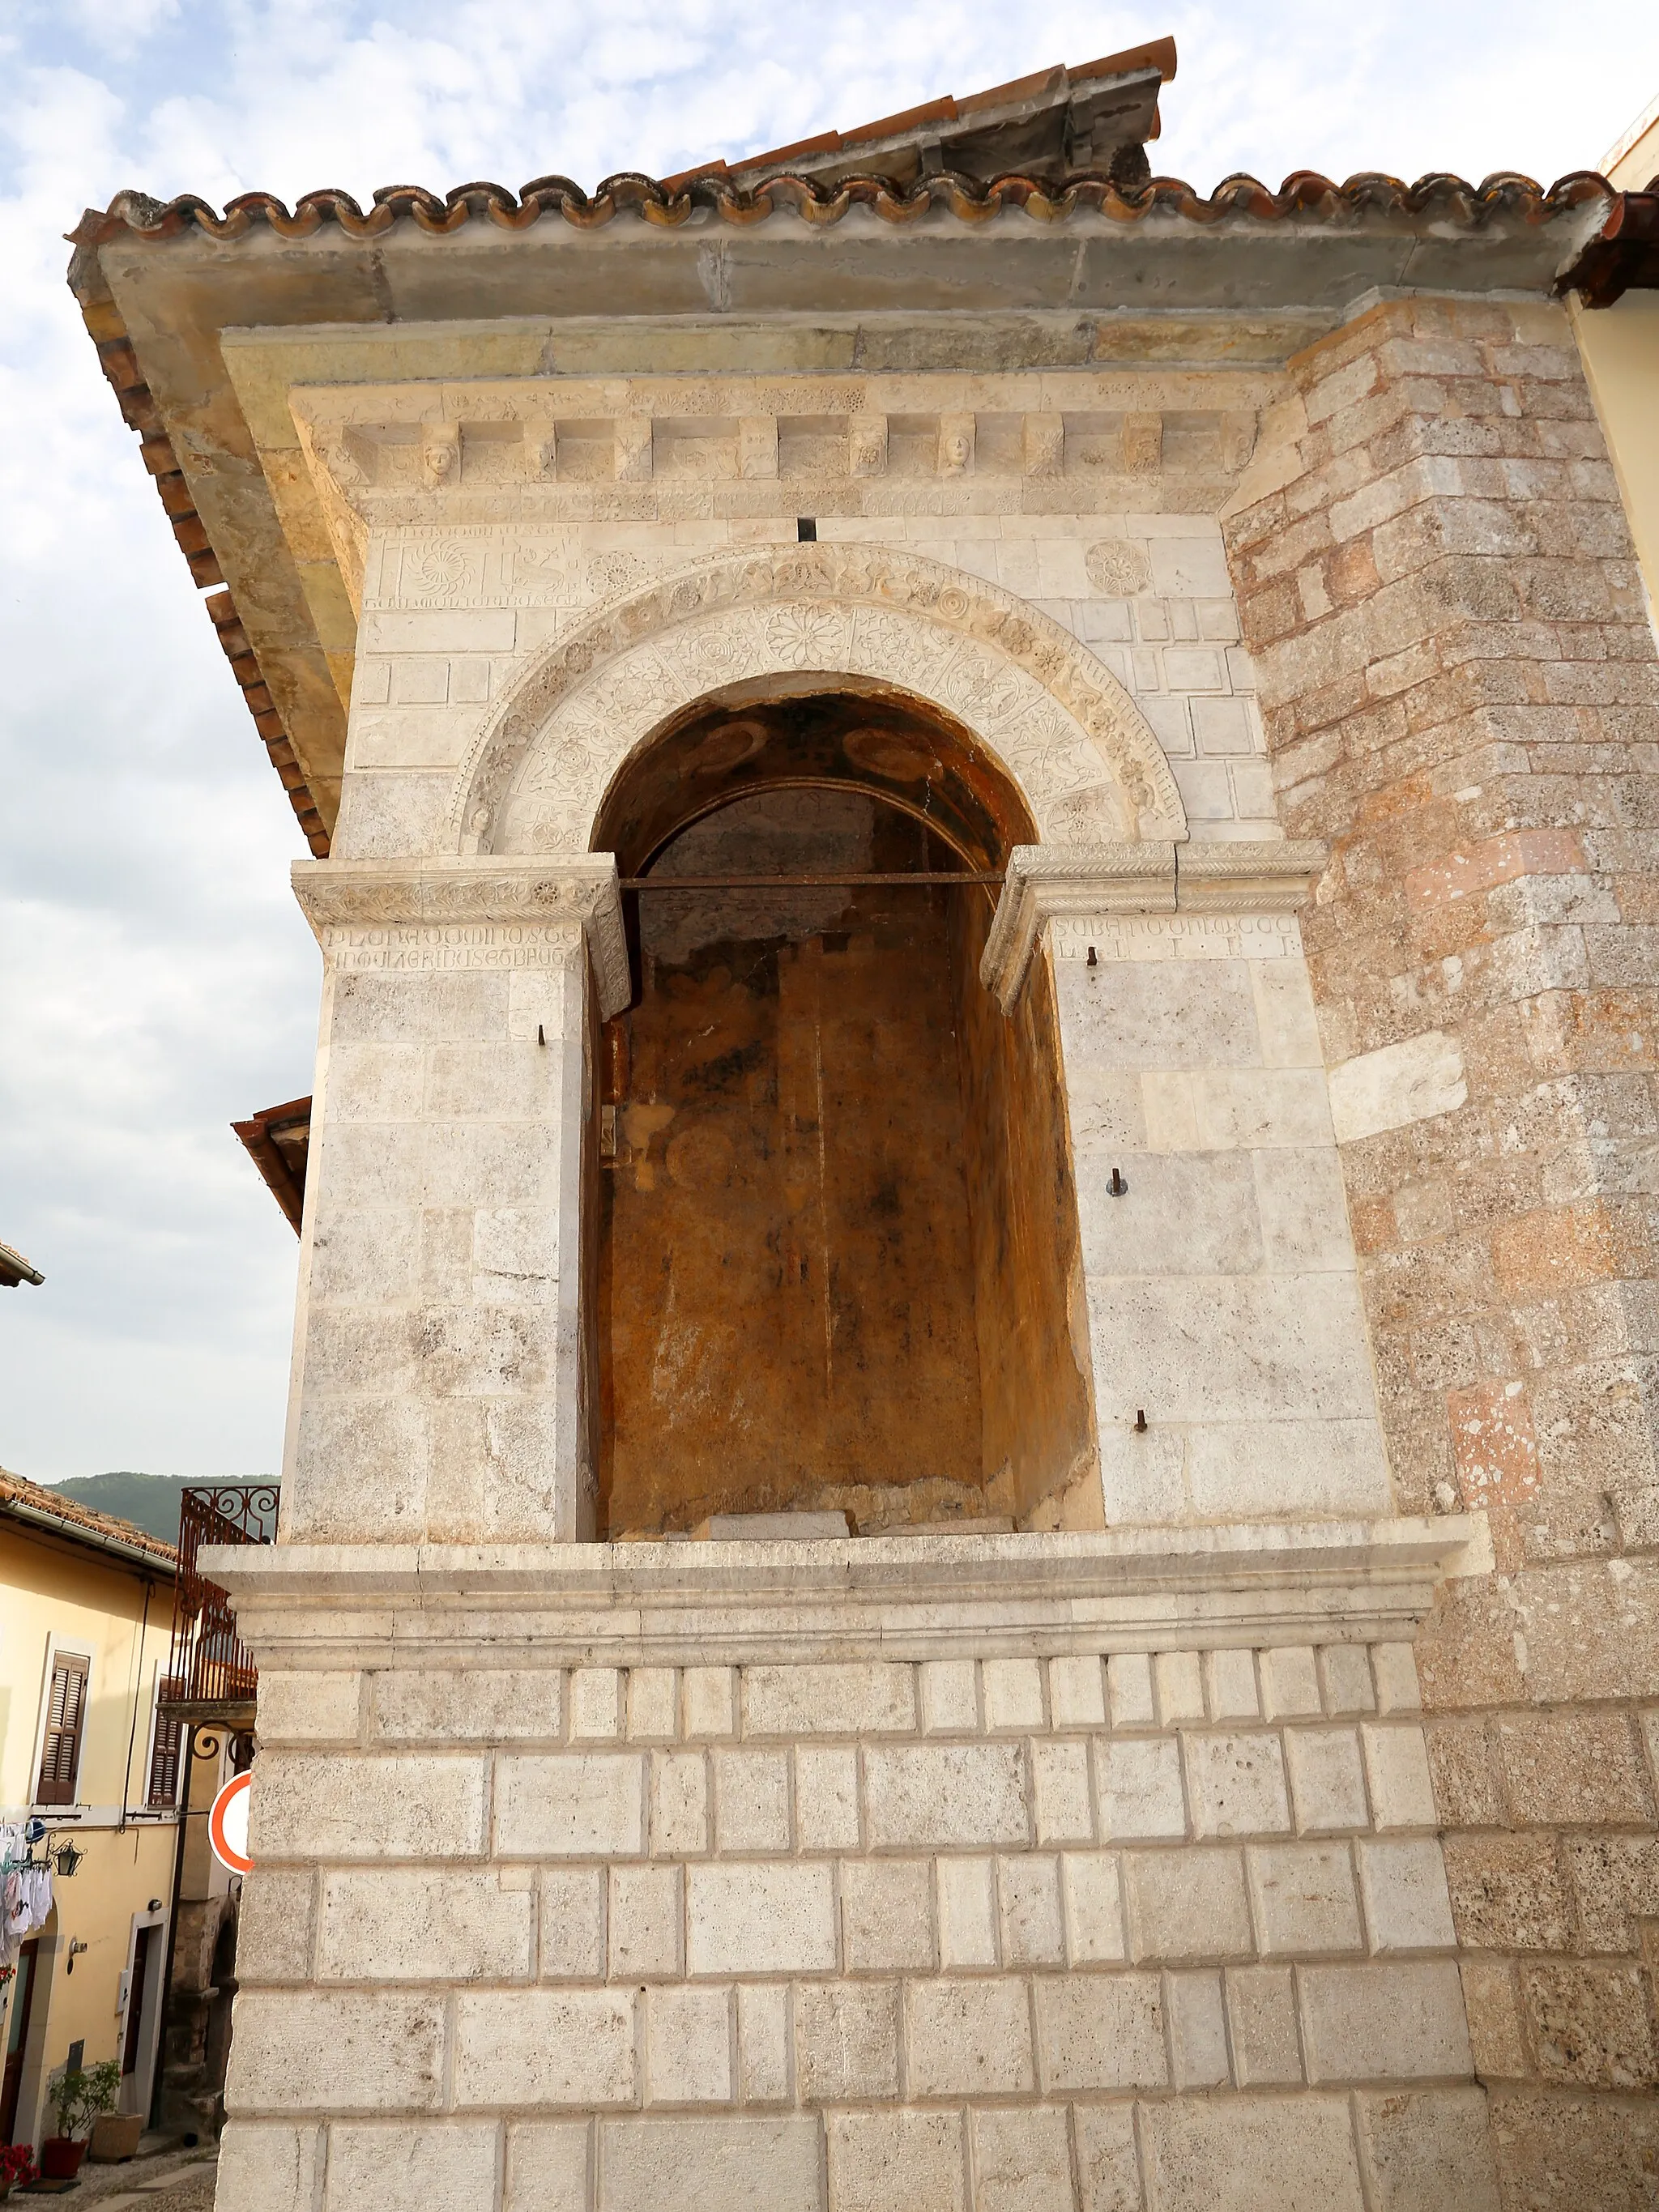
[291,856,631,1018]
[980,837,1326,1009]
[205,1515,1491,1669]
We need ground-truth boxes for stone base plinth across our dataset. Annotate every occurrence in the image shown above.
[212,1521,1501,2212]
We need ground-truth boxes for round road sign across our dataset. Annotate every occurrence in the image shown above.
[207,1769,254,1875]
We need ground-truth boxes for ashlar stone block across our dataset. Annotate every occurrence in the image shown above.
[318,1869,533,1982]
[258,1671,361,1744]
[1247,1843,1363,1955]
[650,1750,709,1856]
[937,1855,999,1967]
[1361,1725,1439,1831]
[970,2108,1076,2212]
[253,1752,487,1863]
[1097,1737,1187,1839]
[572,1668,624,1740]
[1285,1727,1369,1834]
[609,1864,683,1980]
[325,2123,499,2212]
[1204,1648,1260,1720]
[1358,1839,1458,1953]
[795,1980,900,2102]
[736,1982,791,2105]
[1033,1739,1095,1843]
[1168,1968,1230,2087]
[795,1745,859,1850]
[1354,2087,1500,2212]
[919,1659,979,1733]
[373,1669,563,1743]
[496,1754,645,1857]
[686,1862,836,1975]
[215,2124,322,2212]
[842,1858,936,1971]
[1124,1847,1253,1962]
[1138,2095,1365,2212]
[683,1667,737,1738]
[1226,1963,1303,2085]
[1074,2104,1143,2212]
[1154,1651,1205,1724]
[627,1668,679,1741]
[504,2121,591,2212]
[601,2118,822,2212]
[226,1992,445,2114]
[714,1750,791,1854]
[1062,1850,1128,1964]
[1299,1962,1474,2082]
[827,2110,966,2212]
[863,1742,1028,1848]
[1107,1652,1157,1729]
[905,1976,1035,2095]
[1049,1655,1107,1729]
[1183,1732,1291,1837]
[744,1661,916,1735]
[646,1984,733,2104]
[454,1988,638,2108]
[237,1869,316,1985]
[1034,1971,1167,2091]
[1320,1646,1377,1716]
[541,1867,605,1980]
[999,1853,1065,1964]
[983,1656,1047,1731]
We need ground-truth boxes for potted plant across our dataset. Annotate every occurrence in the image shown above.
[40,2057,120,2179]
[0,2143,41,2201]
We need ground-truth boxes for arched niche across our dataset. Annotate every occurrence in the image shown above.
[447,543,1188,858]
[588,682,1100,1541]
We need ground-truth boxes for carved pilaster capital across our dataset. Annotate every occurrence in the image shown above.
[290,856,632,1019]
[980,838,1327,1012]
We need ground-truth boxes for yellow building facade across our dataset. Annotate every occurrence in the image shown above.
[1572,97,1659,614]
[2,1473,180,2154]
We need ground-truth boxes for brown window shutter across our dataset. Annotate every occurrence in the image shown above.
[36,1652,90,1806]
[147,1679,186,1808]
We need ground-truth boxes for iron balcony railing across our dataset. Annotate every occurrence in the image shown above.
[158,1484,279,1724]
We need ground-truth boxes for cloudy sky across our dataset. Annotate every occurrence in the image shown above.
[2,1,1656,1485]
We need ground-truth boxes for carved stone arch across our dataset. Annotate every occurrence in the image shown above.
[446,544,1188,856]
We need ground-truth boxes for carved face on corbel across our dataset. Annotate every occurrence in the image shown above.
[421,424,461,489]
[940,429,972,475]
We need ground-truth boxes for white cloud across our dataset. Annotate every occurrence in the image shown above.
[1,1,1656,1478]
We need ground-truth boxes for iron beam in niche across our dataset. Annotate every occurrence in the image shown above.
[621,872,1005,890]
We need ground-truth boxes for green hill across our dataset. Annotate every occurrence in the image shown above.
[48,1472,198,1544]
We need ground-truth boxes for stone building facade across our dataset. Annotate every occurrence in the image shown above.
[67,45,1659,2210]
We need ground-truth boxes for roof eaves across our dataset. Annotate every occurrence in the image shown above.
[74,293,331,855]
[0,1477,177,1575]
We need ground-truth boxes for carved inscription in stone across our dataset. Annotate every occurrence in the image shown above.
[1047,913,1303,962]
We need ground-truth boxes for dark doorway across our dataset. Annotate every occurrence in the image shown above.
[2,1938,41,2145]
[591,685,1097,1536]
[122,1924,156,2084]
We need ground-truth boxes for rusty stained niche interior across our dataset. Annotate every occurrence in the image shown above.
[589,682,1099,1539]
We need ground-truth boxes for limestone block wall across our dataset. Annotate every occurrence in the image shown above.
[286,369,1286,865]
[282,907,592,1544]
[1222,293,1659,2200]
[1051,906,1389,1528]
[225,1641,1494,2212]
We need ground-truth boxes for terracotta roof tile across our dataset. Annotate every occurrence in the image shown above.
[0,1467,178,1569]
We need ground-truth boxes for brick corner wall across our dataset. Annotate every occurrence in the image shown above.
[1222,292,1659,2207]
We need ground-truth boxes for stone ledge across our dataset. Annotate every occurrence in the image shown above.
[982,839,1327,1010]
[207,1515,1490,1667]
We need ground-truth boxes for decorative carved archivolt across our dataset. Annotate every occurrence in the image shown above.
[291,856,631,1018]
[448,544,1188,858]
